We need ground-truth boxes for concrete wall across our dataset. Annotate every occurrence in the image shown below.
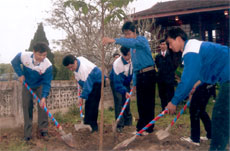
[0,80,114,129]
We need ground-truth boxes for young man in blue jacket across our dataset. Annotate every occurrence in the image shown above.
[111,46,133,132]
[103,21,156,135]
[11,42,53,142]
[62,55,102,132]
[165,28,229,151]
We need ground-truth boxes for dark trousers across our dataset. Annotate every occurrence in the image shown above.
[22,86,48,138]
[136,69,156,133]
[157,82,174,111]
[84,83,101,131]
[210,82,229,151]
[190,84,212,143]
[110,82,132,128]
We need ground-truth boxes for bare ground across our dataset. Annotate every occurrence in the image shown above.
[0,122,211,151]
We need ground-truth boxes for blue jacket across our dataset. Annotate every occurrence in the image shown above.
[171,39,230,105]
[113,56,133,95]
[115,36,155,85]
[11,52,53,98]
[74,57,102,100]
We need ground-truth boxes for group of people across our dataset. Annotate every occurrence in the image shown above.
[11,21,229,151]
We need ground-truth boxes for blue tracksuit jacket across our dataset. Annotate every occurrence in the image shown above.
[115,36,155,85]
[11,52,53,98]
[112,56,133,95]
[171,39,230,105]
[74,56,102,100]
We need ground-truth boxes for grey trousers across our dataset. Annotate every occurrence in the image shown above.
[111,82,132,128]
[22,86,48,138]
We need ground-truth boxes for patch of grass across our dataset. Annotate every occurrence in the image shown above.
[0,139,30,151]
[98,106,115,124]
[67,105,80,116]
[52,105,81,124]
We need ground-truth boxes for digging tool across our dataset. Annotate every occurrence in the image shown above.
[74,84,92,132]
[23,81,74,148]
[113,109,168,150]
[156,100,191,140]
[112,88,133,133]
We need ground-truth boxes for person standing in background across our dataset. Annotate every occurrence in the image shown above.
[155,39,177,111]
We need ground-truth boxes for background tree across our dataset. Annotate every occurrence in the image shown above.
[135,18,165,54]
[46,0,133,75]
[27,23,57,79]
[0,64,13,74]
[53,51,73,80]
[50,0,134,149]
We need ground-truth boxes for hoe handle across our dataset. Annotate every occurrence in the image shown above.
[23,81,61,129]
[77,84,84,119]
[136,109,168,135]
[116,88,133,122]
[170,100,190,127]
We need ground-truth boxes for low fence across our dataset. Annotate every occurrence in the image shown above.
[0,80,114,129]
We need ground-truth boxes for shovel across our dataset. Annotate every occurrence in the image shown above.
[74,84,92,132]
[112,88,133,133]
[113,109,168,150]
[156,100,191,140]
[23,81,75,148]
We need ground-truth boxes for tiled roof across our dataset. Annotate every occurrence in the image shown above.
[132,0,230,18]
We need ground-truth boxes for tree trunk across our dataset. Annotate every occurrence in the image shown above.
[99,1,105,151]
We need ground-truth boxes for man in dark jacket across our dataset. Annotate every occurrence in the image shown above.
[155,39,177,111]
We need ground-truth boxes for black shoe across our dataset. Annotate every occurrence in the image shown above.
[24,137,36,145]
[40,132,49,141]
[124,122,132,126]
[91,127,98,133]
[24,137,31,141]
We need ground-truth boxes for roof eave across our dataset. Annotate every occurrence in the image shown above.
[132,6,230,20]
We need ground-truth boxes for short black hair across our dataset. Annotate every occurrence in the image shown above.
[159,39,166,44]
[165,28,188,41]
[120,46,130,56]
[113,53,120,58]
[33,42,50,53]
[122,21,139,34]
[62,54,76,66]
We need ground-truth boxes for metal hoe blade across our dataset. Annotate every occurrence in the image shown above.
[59,129,75,148]
[74,120,92,132]
[156,124,171,140]
[113,135,137,150]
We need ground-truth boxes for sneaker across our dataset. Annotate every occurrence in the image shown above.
[180,137,200,146]
[141,131,149,136]
[131,131,149,136]
[131,131,137,135]
[200,136,209,141]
